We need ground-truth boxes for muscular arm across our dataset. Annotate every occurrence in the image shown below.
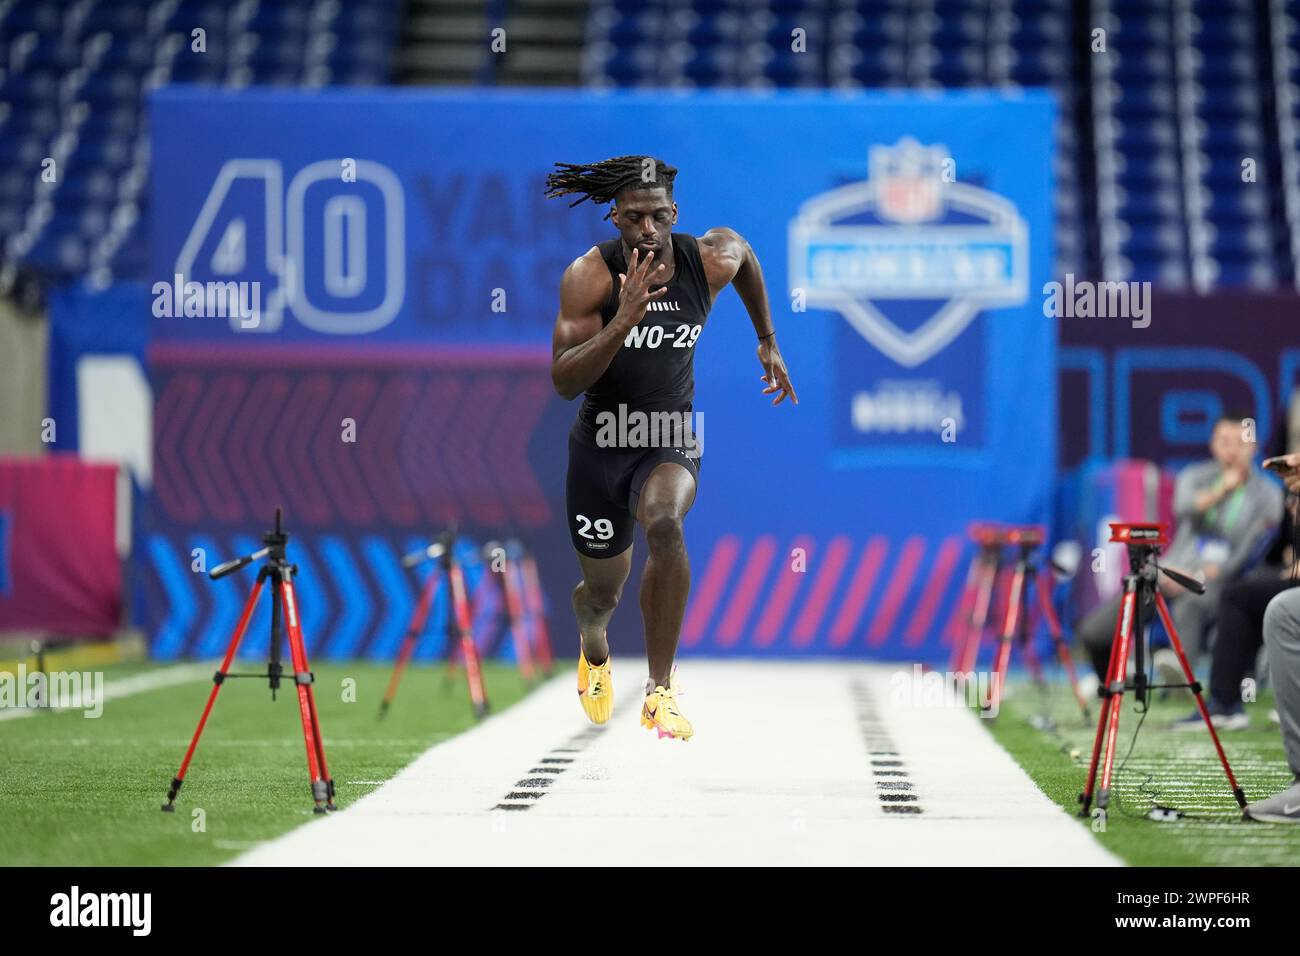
[550,251,617,401]
[550,246,666,401]
[699,226,797,405]
[698,227,774,338]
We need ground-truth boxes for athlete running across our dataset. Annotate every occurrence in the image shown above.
[545,155,797,740]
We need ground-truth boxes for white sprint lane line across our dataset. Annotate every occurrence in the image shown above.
[231,662,1125,866]
[0,663,212,720]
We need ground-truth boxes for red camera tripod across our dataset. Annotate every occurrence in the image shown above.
[161,508,336,814]
[379,529,490,719]
[480,538,558,681]
[987,525,1091,720]
[950,522,1007,676]
[1078,522,1246,816]
[379,534,555,718]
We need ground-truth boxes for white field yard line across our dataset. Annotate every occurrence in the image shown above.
[233,661,1120,866]
[0,663,211,721]
[866,667,1120,864]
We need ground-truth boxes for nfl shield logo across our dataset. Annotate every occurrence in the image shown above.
[788,137,1029,368]
[873,139,946,223]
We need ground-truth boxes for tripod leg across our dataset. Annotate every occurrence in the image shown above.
[958,558,996,676]
[282,576,336,813]
[1019,566,1047,690]
[948,555,982,673]
[1080,584,1137,815]
[1021,625,1046,687]
[989,560,1028,715]
[477,571,513,669]
[1037,569,1091,721]
[1154,592,1247,808]
[380,569,440,717]
[956,558,990,675]
[449,561,490,718]
[440,570,464,688]
[440,574,462,692]
[522,554,554,675]
[502,562,535,683]
[1096,588,1141,811]
[162,579,264,811]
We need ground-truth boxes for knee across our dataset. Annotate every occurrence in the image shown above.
[575,579,621,614]
[1264,591,1300,651]
[645,512,685,556]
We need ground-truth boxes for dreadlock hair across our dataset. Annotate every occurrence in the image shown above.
[544,155,678,220]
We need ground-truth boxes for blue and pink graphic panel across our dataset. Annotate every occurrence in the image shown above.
[149,88,1056,660]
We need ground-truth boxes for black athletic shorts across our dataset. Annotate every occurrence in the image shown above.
[565,428,701,557]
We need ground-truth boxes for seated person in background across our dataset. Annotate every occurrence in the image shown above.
[1173,474,1296,731]
[1245,454,1300,824]
[1075,412,1284,683]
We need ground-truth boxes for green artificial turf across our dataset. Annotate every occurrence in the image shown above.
[985,678,1300,866]
[0,660,534,866]
[10,657,1295,867]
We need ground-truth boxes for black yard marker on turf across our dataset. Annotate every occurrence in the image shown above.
[851,680,925,816]
[491,701,629,812]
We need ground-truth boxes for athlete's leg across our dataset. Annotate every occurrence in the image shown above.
[573,547,631,666]
[565,430,636,668]
[635,462,697,689]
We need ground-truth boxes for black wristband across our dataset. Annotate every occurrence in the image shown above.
[758,331,776,341]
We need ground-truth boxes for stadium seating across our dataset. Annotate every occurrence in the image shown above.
[0,0,398,288]
[3,0,1300,291]
[583,0,1300,289]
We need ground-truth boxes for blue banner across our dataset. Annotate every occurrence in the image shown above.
[148,87,1056,660]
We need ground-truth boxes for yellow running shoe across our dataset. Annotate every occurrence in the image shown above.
[641,685,693,740]
[576,641,612,724]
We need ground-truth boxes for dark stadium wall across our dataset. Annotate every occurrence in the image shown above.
[1058,290,1300,473]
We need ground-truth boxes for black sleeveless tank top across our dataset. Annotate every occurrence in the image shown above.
[573,232,714,444]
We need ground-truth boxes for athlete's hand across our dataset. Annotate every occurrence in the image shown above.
[615,247,668,329]
[757,337,798,406]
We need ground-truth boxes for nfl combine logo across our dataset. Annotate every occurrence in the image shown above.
[788,138,1029,369]
[876,141,944,223]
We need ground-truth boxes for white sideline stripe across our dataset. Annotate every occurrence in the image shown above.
[0,663,211,721]
[232,661,1121,866]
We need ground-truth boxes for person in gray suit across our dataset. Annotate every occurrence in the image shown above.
[1075,413,1284,685]
[1246,453,1300,824]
